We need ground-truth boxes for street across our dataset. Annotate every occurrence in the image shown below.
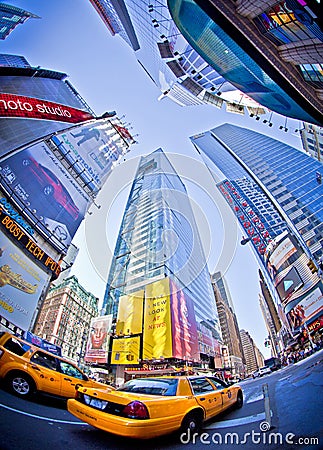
[0,350,322,450]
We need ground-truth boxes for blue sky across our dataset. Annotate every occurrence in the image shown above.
[2,0,304,357]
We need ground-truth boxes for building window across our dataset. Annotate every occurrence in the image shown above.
[253,1,321,46]
[299,64,323,88]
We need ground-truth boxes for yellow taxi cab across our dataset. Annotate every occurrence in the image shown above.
[0,331,110,399]
[67,375,243,439]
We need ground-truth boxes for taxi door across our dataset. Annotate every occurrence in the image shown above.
[208,377,235,410]
[28,351,61,395]
[58,360,87,398]
[190,377,223,420]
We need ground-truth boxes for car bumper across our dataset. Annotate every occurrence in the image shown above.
[67,399,182,439]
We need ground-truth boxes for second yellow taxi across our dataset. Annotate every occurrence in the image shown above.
[0,332,110,399]
[68,375,243,439]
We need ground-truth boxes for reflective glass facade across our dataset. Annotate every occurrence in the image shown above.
[253,2,323,46]
[168,0,323,125]
[0,66,94,156]
[192,125,323,332]
[90,1,249,109]
[192,124,323,260]
[103,148,221,341]
[0,3,39,40]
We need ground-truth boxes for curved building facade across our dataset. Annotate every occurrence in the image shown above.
[168,0,323,125]
[191,124,323,338]
[0,56,134,333]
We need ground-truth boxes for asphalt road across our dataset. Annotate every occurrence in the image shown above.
[0,350,322,450]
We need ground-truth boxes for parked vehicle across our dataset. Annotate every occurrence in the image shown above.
[68,375,243,439]
[264,357,281,371]
[0,332,110,399]
[258,366,272,376]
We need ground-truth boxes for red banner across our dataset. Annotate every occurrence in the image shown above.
[0,93,94,124]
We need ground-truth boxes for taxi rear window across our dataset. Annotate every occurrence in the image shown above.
[118,378,178,396]
[4,337,31,356]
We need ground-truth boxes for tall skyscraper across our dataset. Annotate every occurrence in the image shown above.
[258,269,283,356]
[191,124,323,342]
[193,124,323,259]
[103,149,221,371]
[0,3,39,40]
[240,329,263,374]
[211,273,245,376]
[212,271,235,311]
[89,0,261,113]
[168,0,323,125]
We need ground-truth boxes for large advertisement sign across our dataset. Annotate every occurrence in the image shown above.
[0,207,61,279]
[111,336,140,365]
[170,280,199,361]
[287,287,323,332]
[25,331,62,356]
[143,278,173,360]
[84,315,113,364]
[115,290,144,336]
[0,142,90,247]
[51,119,127,193]
[0,233,49,330]
[276,266,303,302]
[265,234,297,280]
[0,93,94,124]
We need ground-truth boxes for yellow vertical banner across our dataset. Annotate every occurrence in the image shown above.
[115,290,144,336]
[143,277,173,359]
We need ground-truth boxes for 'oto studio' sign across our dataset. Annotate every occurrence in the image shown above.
[0,92,94,124]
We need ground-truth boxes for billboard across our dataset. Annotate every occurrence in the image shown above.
[0,142,90,247]
[0,93,94,124]
[0,206,61,279]
[115,290,144,336]
[111,336,140,365]
[0,233,50,330]
[170,280,199,361]
[84,315,113,364]
[276,266,303,302]
[25,331,62,356]
[287,287,323,332]
[143,278,173,360]
[51,119,127,193]
[266,235,297,280]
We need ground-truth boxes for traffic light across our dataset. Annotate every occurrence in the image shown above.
[307,259,318,273]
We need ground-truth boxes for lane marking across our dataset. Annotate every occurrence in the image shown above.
[245,394,263,404]
[204,411,272,429]
[0,403,87,425]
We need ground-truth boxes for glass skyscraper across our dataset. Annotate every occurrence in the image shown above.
[89,0,261,112]
[103,148,221,363]
[168,0,323,125]
[191,124,323,338]
[0,3,39,40]
[192,124,323,260]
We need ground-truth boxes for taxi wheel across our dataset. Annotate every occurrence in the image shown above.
[7,372,36,399]
[235,391,243,409]
[180,411,203,434]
